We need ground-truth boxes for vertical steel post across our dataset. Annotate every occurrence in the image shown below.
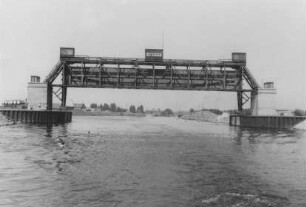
[187,65,191,88]
[47,83,53,111]
[61,88,67,108]
[152,64,155,87]
[134,64,137,87]
[223,67,226,89]
[205,67,209,89]
[117,63,120,87]
[237,92,243,111]
[81,62,85,85]
[61,63,67,108]
[170,65,173,88]
[237,66,243,111]
[99,63,102,86]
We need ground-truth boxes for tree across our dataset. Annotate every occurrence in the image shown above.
[102,103,110,111]
[189,108,195,114]
[116,107,126,112]
[90,103,97,108]
[110,103,117,112]
[137,105,144,114]
[129,105,136,113]
[294,109,306,116]
[160,108,174,117]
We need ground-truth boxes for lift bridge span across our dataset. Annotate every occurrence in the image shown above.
[44,48,259,111]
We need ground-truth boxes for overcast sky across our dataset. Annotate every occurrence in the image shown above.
[0,0,305,110]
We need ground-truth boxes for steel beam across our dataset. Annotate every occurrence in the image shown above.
[47,83,53,111]
[237,92,243,111]
[45,55,259,112]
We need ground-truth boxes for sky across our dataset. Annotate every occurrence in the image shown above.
[0,0,305,110]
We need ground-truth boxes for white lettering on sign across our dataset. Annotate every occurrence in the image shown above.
[146,52,162,57]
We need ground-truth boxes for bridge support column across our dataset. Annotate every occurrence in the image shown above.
[27,82,47,110]
[61,63,68,108]
[237,66,243,112]
[251,87,277,116]
[250,91,257,115]
[237,92,243,111]
[47,83,53,111]
[61,86,67,107]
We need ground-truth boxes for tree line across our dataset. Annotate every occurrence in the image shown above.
[90,103,144,113]
[294,109,306,116]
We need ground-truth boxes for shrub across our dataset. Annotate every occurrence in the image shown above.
[160,108,174,117]
[294,109,306,116]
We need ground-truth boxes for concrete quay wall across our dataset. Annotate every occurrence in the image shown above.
[0,109,72,124]
[230,115,306,129]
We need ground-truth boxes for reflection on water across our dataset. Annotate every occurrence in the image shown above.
[0,115,305,206]
[231,127,306,206]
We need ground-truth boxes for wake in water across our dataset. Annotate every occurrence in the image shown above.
[1,116,305,206]
[199,192,289,207]
[0,114,17,127]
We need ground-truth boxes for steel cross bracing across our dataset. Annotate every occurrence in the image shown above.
[44,56,259,111]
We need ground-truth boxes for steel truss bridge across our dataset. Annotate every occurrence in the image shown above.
[44,51,259,111]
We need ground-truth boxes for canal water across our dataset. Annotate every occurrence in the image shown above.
[0,115,305,206]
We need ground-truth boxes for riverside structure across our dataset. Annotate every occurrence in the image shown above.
[10,47,305,128]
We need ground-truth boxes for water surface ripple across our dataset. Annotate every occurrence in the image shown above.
[0,115,305,206]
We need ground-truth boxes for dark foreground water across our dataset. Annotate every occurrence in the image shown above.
[0,115,306,207]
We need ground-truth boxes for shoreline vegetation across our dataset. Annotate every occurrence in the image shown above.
[73,104,229,124]
[72,102,232,123]
[73,110,229,124]
[73,103,146,117]
[73,110,146,117]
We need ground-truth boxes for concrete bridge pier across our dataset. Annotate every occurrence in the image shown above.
[251,82,277,116]
[1,109,72,124]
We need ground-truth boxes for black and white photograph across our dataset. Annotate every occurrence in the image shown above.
[0,0,306,206]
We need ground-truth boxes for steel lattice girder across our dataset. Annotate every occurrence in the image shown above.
[44,56,259,110]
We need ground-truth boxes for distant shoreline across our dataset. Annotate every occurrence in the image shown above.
[73,110,146,117]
